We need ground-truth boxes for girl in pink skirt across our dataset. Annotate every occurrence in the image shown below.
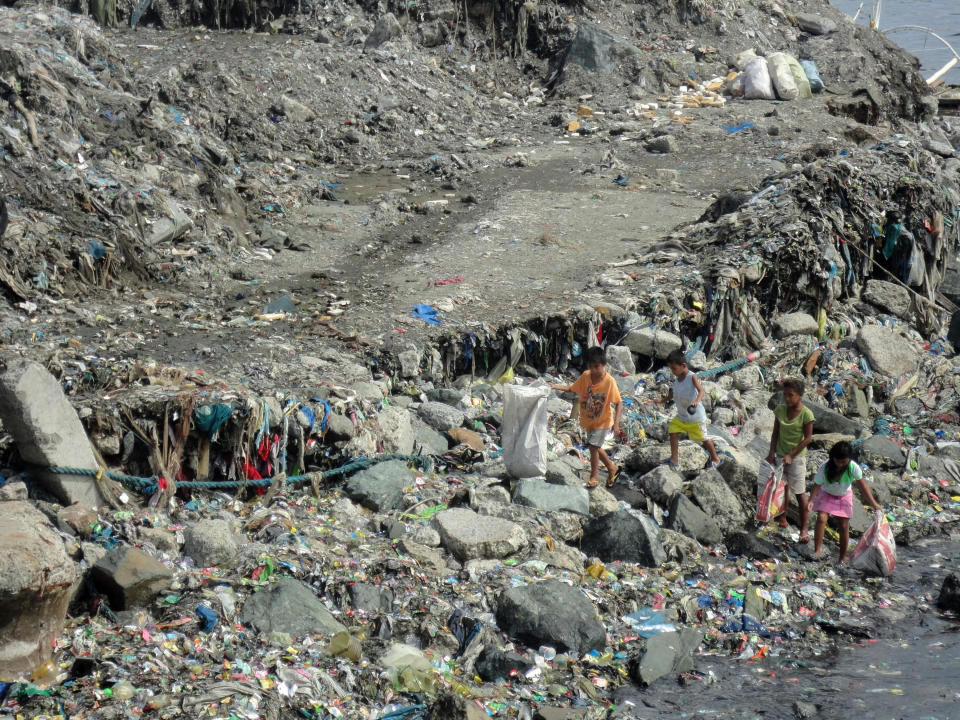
[807,441,881,566]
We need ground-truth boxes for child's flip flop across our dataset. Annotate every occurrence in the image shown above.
[606,467,622,488]
[662,460,679,469]
[585,477,600,489]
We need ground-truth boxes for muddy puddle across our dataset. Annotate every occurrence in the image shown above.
[615,539,960,720]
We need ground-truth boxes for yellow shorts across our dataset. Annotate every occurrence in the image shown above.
[668,417,708,443]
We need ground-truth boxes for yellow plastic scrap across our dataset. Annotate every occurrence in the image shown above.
[577,104,594,117]
[497,367,515,384]
[567,120,580,133]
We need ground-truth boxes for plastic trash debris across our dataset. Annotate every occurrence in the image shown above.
[501,383,551,478]
[851,509,897,576]
[743,57,775,100]
[381,644,436,694]
[411,304,442,325]
[196,604,218,633]
[800,60,825,93]
[623,607,676,638]
[756,459,786,525]
[766,52,799,100]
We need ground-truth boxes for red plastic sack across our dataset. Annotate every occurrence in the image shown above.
[756,459,786,525]
[851,510,897,576]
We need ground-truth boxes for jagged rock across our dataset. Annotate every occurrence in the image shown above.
[924,138,956,158]
[717,446,762,508]
[0,501,77,677]
[627,443,709,474]
[476,647,533,682]
[565,21,641,73]
[241,577,345,637]
[856,325,918,378]
[605,345,635,375]
[638,465,683,505]
[417,401,466,432]
[433,508,526,561]
[646,135,678,154]
[795,13,837,35]
[0,480,27,501]
[469,484,512,509]
[793,700,819,719]
[138,527,180,553]
[0,359,103,507]
[275,95,315,122]
[365,12,401,48]
[183,519,237,568]
[863,279,911,318]
[623,327,682,359]
[546,459,582,486]
[344,459,413,511]
[92,545,172,610]
[632,628,702,685]
[57,503,98,537]
[859,435,906,469]
[398,349,421,378]
[588,487,620,516]
[726,531,782,560]
[408,525,441,547]
[397,539,449,575]
[689,470,746,535]
[581,510,666,566]
[325,413,357,441]
[936,573,960,613]
[774,312,819,337]
[412,418,450,455]
[496,580,605,655]
[349,583,393,614]
[669,495,723,546]
[514,478,589,515]
[377,406,415,454]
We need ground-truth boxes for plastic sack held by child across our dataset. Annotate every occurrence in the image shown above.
[850,509,897,576]
[756,459,787,525]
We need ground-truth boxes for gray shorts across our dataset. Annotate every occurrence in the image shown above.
[586,427,613,448]
[778,455,807,495]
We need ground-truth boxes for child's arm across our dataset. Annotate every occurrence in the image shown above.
[767,418,781,463]
[549,383,572,392]
[690,373,706,411]
[612,401,623,436]
[806,484,820,508]
[855,477,882,511]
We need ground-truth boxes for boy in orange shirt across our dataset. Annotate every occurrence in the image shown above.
[551,346,623,488]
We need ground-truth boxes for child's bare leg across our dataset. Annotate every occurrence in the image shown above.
[597,447,617,475]
[703,439,721,463]
[588,446,600,485]
[838,518,850,562]
[813,512,828,556]
[669,433,679,464]
[797,493,809,539]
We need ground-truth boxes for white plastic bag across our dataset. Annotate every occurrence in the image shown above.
[501,383,550,478]
[743,57,775,100]
[766,53,799,100]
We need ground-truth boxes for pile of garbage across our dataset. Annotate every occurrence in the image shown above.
[1,293,959,718]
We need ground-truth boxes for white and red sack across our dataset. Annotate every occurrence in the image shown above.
[756,459,787,525]
[851,510,897,576]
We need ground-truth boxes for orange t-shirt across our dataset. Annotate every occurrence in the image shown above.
[570,371,622,431]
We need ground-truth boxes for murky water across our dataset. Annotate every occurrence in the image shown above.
[617,538,960,719]
[830,0,960,85]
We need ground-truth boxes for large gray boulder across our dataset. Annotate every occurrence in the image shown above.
[638,465,683,506]
[0,359,103,506]
[796,13,837,35]
[365,12,401,48]
[623,327,682,359]
[513,478,589,515]
[689,469,746,535]
[344,459,413,511]
[863,280,911,319]
[496,580,606,655]
[605,345,635,375]
[92,545,172,609]
[581,510,666,566]
[856,325,918,378]
[412,418,450,455]
[0,501,77,678]
[774,312,819,338]
[669,495,723,546]
[859,435,906,469]
[183,519,238,568]
[633,628,702,685]
[627,443,708,474]
[565,22,642,73]
[433,507,526,561]
[417,401,466,432]
[377,406,415,454]
[241,577,345,637]
[546,459,582,487]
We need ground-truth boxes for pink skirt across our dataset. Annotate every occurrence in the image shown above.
[812,489,853,518]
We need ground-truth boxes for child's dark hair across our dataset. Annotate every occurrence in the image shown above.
[584,346,606,365]
[666,349,686,367]
[782,378,805,396]
[827,440,853,481]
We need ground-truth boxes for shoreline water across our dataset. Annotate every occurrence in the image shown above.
[830,0,960,85]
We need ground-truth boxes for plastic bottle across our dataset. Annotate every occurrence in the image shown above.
[111,680,136,701]
[328,631,362,662]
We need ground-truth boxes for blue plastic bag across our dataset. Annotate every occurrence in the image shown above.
[624,607,676,638]
[800,60,824,93]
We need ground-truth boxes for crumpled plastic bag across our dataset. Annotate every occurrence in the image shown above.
[756,459,786,525]
[501,382,550,478]
[851,509,897,576]
[767,52,799,100]
[743,57,775,100]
